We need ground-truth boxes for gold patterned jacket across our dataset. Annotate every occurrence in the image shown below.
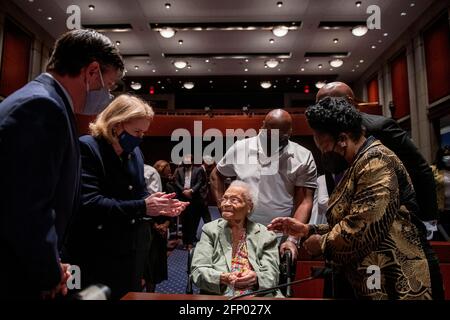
[315,138,432,300]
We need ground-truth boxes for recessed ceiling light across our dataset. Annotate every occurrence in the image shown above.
[277,2,283,8]
[88,5,95,11]
[244,68,248,72]
[28,0,34,2]
[37,8,43,12]
[360,59,364,63]
[187,65,192,69]
[157,81,161,84]
[244,85,247,88]
[315,81,326,89]
[352,25,368,37]
[384,33,389,37]
[300,68,305,72]
[272,26,289,37]
[245,59,249,63]
[244,80,247,83]
[265,59,279,68]
[260,81,272,89]
[410,3,415,7]
[47,16,53,21]
[356,65,360,68]
[333,38,339,44]
[115,41,121,46]
[178,39,183,45]
[152,69,156,73]
[209,80,213,83]
[146,60,150,64]
[205,59,210,63]
[378,39,382,43]
[159,27,176,38]
[277,68,281,71]
[273,85,277,88]
[183,82,194,89]
[175,69,179,72]
[130,82,142,90]
[371,45,376,49]
[269,38,275,44]
[401,12,407,16]
[296,80,300,83]
[318,64,323,69]
[161,86,165,89]
[280,59,284,63]
[173,61,187,69]
[329,59,344,68]
[330,68,333,71]
[356,1,362,7]
[264,65,268,69]
[352,69,356,72]
[165,3,171,9]
[134,66,139,70]
[305,59,310,63]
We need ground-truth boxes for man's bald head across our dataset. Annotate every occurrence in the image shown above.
[316,82,356,106]
[263,109,293,135]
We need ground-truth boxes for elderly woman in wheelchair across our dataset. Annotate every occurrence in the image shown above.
[190,180,282,297]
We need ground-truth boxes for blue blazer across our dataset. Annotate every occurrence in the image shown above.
[64,135,149,260]
[0,73,81,297]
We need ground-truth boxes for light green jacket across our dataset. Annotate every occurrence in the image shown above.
[191,218,280,295]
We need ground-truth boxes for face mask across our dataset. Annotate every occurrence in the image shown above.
[321,142,348,174]
[442,155,450,168]
[83,70,112,115]
[118,130,142,153]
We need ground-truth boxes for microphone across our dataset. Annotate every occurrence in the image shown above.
[229,267,332,300]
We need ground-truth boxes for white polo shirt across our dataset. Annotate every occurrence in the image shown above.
[217,135,317,226]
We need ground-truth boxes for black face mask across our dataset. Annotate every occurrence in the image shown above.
[321,142,348,174]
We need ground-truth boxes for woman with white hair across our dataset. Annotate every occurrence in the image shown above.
[191,180,280,297]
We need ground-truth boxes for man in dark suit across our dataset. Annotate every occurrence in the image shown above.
[0,29,124,299]
[316,81,444,300]
[174,155,208,250]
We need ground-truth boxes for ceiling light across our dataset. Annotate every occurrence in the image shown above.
[356,65,360,68]
[269,39,275,43]
[371,45,376,49]
[300,68,305,72]
[410,3,415,7]
[159,27,176,38]
[315,81,326,89]
[352,25,368,37]
[187,65,192,69]
[178,39,183,45]
[37,8,42,12]
[28,0,34,2]
[355,1,362,7]
[360,59,364,63]
[378,39,382,43]
[330,68,333,71]
[401,12,407,16]
[134,65,139,70]
[244,85,247,88]
[152,69,156,73]
[384,33,388,37]
[115,41,121,46]
[205,59,210,63]
[272,26,289,37]
[296,80,300,83]
[329,59,344,68]
[209,80,213,83]
[305,59,310,63]
[333,38,339,43]
[165,3,171,9]
[265,59,279,68]
[245,59,249,62]
[244,68,248,72]
[130,82,142,90]
[277,2,283,8]
[260,81,272,89]
[273,85,277,88]
[318,64,323,69]
[183,82,194,89]
[173,61,187,69]
[352,69,355,72]
[88,5,95,11]
[47,16,53,21]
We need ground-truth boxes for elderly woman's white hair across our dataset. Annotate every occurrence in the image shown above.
[228,180,258,214]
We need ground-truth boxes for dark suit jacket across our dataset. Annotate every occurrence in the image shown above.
[174,166,206,201]
[65,135,149,260]
[0,73,81,296]
[361,113,438,221]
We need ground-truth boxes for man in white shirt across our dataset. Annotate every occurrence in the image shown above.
[144,164,162,194]
[210,109,317,259]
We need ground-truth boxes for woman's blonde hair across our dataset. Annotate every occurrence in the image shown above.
[89,94,154,143]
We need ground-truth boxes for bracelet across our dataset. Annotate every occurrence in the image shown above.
[287,236,299,245]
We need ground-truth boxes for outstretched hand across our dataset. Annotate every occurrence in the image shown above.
[267,217,309,238]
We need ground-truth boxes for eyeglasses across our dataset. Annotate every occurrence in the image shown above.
[220,196,243,205]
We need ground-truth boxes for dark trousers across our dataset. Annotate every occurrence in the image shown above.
[181,199,204,245]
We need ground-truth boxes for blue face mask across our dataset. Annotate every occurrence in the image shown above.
[83,70,112,115]
[119,130,143,154]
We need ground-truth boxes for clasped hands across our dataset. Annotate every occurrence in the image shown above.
[267,217,323,257]
[220,270,258,291]
[145,192,189,217]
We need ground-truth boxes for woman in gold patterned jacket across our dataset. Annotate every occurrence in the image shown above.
[269,97,433,300]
